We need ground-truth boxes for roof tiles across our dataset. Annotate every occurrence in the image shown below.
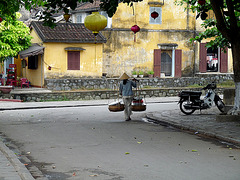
[31,21,106,43]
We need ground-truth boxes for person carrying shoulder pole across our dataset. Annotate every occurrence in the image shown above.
[119,72,137,121]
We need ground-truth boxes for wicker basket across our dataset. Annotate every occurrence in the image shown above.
[132,104,146,111]
[108,104,125,112]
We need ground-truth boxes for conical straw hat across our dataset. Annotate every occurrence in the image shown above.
[119,72,130,80]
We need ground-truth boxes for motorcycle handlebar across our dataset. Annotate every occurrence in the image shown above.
[202,82,216,90]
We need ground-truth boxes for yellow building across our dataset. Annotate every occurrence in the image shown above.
[71,0,232,78]
[18,21,106,87]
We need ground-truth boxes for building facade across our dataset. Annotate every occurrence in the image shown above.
[17,21,106,87]
[70,0,232,78]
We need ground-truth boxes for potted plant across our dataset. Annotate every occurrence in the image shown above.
[138,71,144,78]
[0,78,13,94]
[132,71,138,78]
[148,70,154,78]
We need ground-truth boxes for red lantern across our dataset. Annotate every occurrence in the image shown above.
[0,17,2,23]
[198,0,206,5]
[131,25,140,34]
[131,25,140,42]
[151,11,159,19]
[48,66,51,70]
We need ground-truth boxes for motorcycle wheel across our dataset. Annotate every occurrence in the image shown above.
[179,100,196,115]
[215,99,225,113]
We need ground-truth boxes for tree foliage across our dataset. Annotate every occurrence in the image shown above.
[0,13,32,62]
[0,0,143,28]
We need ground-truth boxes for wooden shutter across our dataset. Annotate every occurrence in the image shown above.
[220,48,228,73]
[68,51,80,70]
[175,49,182,78]
[199,43,207,73]
[154,49,161,77]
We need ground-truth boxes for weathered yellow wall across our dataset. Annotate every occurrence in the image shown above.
[43,43,103,78]
[25,55,43,87]
[102,0,196,77]
[113,0,196,30]
[102,30,195,77]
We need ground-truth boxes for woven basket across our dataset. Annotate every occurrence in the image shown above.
[108,104,125,112]
[132,104,146,112]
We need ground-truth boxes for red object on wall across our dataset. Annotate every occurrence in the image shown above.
[151,11,159,19]
[48,66,52,70]
[198,0,206,5]
[131,25,140,34]
[131,25,140,42]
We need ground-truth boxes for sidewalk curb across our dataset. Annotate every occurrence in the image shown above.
[0,141,35,180]
[146,114,240,147]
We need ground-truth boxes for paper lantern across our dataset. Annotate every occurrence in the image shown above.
[151,11,159,19]
[0,17,2,23]
[84,12,107,36]
[64,14,71,22]
[131,25,140,42]
[131,25,140,34]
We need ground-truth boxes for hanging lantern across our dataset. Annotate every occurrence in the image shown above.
[198,0,206,5]
[151,11,159,19]
[84,12,107,36]
[131,25,140,42]
[0,17,2,23]
[64,13,71,22]
[131,25,140,34]
[48,66,51,70]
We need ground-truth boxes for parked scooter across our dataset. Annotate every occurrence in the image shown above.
[178,82,225,115]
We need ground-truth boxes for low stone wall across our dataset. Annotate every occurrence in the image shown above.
[45,74,233,91]
[1,87,225,102]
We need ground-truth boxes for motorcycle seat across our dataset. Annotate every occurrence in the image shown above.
[181,91,202,96]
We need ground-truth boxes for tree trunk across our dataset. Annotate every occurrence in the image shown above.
[228,40,240,115]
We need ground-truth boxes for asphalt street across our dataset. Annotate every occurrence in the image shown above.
[0,97,239,180]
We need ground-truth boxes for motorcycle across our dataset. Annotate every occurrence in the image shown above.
[178,82,225,115]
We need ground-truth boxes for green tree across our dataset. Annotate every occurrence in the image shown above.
[0,13,32,62]
[175,0,240,115]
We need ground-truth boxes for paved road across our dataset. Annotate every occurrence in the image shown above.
[0,100,239,180]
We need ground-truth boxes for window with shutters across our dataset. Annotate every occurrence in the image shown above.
[149,7,162,24]
[154,49,182,78]
[199,43,228,73]
[67,51,80,70]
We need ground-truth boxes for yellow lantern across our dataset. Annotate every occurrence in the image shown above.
[84,12,107,36]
